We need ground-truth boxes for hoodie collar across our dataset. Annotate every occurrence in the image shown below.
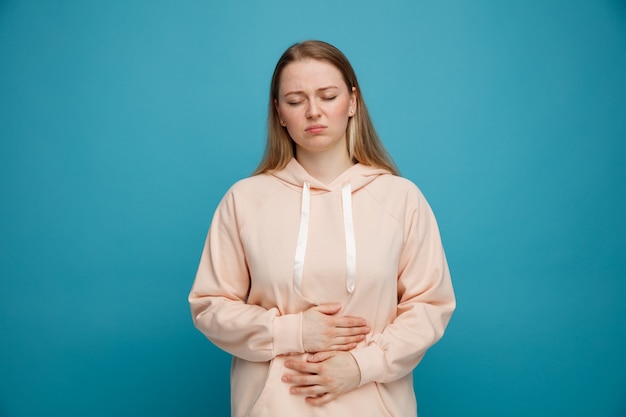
[270,158,389,193]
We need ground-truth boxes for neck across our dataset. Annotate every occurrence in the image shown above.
[296,148,354,184]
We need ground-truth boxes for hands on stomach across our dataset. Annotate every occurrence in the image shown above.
[283,303,370,406]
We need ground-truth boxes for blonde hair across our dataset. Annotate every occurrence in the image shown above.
[253,40,399,176]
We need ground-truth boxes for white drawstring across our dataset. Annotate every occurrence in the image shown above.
[293,182,310,298]
[292,182,356,298]
[341,183,356,296]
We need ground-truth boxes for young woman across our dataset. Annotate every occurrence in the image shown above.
[189,40,455,417]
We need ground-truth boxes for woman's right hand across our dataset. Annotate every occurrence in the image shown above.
[301,304,370,353]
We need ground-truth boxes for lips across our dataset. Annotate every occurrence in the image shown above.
[305,124,327,134]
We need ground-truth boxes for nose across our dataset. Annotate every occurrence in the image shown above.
[305,100,321,118]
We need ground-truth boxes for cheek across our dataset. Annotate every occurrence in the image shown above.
[278,107,300,124]
[332,98,352,116]
[330,104,351,121]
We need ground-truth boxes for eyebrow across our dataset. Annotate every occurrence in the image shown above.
[283,86,340,97]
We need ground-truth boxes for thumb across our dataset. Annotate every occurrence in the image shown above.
[314,303,342,315]
[307,351,334,363]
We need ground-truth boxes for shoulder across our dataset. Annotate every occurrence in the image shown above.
[378,174,420,190]
[211,174,283,228]
[363,174,437,225]
[229,174,280,195]
[220,173,283,211]
[368,174,427,204]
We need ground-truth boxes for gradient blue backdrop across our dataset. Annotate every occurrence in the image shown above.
[1,1,625,416]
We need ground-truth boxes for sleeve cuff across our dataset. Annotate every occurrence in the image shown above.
[350,343,387,386]
[272,312,304,356]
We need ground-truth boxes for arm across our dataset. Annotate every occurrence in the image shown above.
[189,188,370,362]
[189,189,304,362]
[282,185,455,404]
[350,185,456,386]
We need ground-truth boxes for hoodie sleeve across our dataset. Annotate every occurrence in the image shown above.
[188,188,305,362]
[350,185,456,385]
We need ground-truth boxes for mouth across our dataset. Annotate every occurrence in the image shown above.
[305,124,327,134]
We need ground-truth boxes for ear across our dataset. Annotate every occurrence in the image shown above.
[349,87,358,116]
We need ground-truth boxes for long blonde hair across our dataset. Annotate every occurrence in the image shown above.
[253,40,399,176]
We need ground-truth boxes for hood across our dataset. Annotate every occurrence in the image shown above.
[270,158,390,194]
[269,158,391,301]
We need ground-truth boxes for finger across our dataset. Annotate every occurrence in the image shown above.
[314,340,358,353]
[306,392,336,406]
[324,328,368,343]
[332,316,369,328]
[334,334,367,345]
[282,373,322,386]
[326,342,358,352]
[328,341,362,351]
[306,351,334,363]
[332,328,370,339]
[290,384,328,398]
[314,303,342,315]
[326,326,369,339]
[284,360,320,374]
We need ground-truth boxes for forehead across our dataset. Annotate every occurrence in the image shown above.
[278,59,347,93]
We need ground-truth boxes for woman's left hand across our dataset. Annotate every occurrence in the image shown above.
[282,351,361,406]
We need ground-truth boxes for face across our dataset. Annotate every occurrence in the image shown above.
[275,59,357,159]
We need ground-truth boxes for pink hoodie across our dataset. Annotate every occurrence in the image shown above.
[189,158,455,417]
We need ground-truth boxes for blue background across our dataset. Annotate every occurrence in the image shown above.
[1,1,625,416]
